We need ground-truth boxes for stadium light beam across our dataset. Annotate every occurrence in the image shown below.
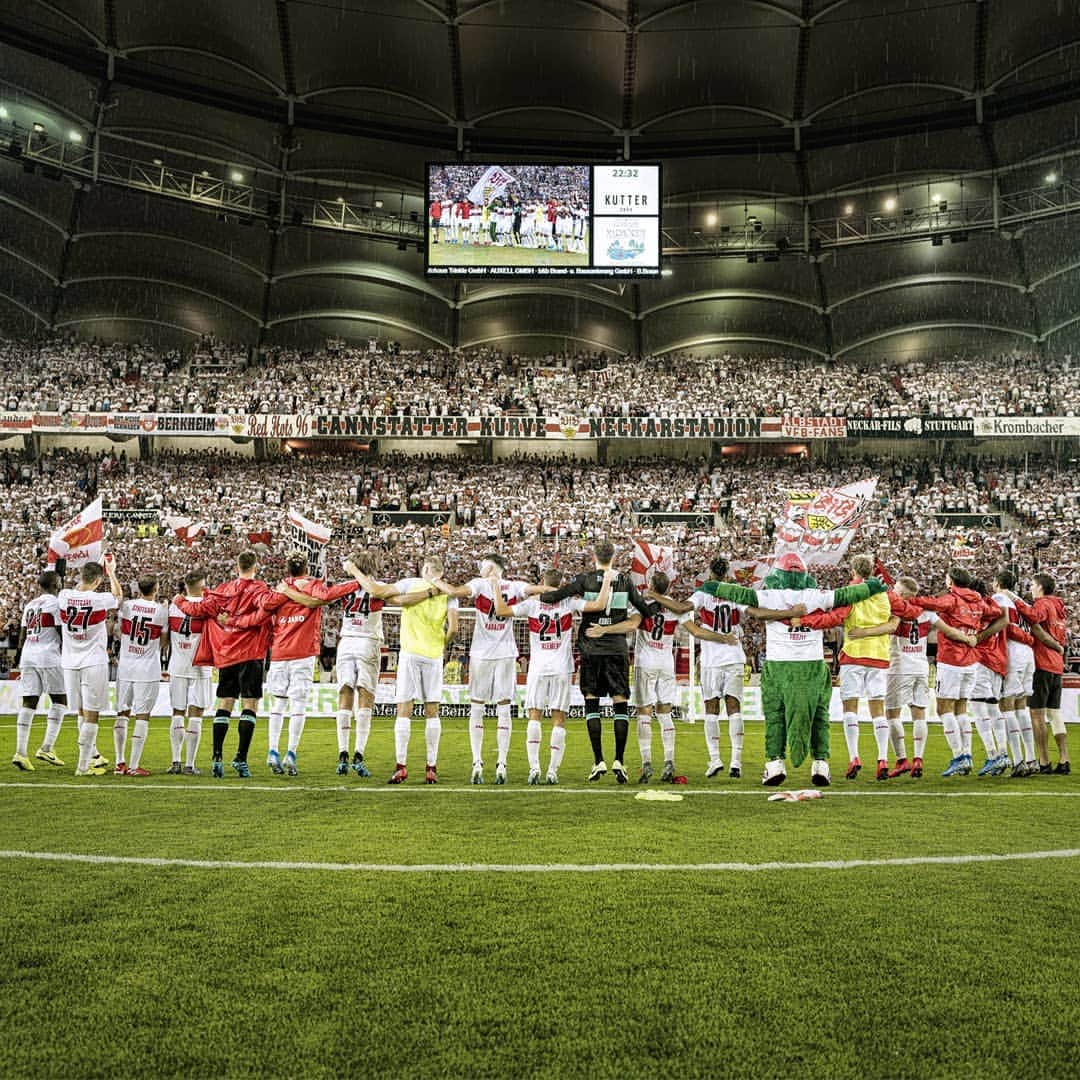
[883,197,897,212]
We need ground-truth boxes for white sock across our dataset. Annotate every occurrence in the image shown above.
[77,720,98,771]
[15,706,32,757]
[184,716,202,767]
[843,711,860,759]
[354,708,372,755]
[889,717,907,759]
[989,704,1007,759]
[425,717,441,766]
[959,712,973,756]
[940,712,961,756]
[972,703,996,757]
[526,719,542,771]
[128,718,149,769]
[113,716,129,764]
[469,703,485,764]
[637,715,653,765]
[548,725,566,773]
[268,701,286,754]
[660,712,677,763]
[170,712,185,762]
[287,712,306,755]
[727,711,743,768]
[42,703,64,751]
[336,709,351,754]
[394,715,410,764]
[496,703,512,766]
[913,717,928,759]
[1004,711,1021,764]
[1017,707,1036,761]
[872,717,890,761]
[704,714,721,763]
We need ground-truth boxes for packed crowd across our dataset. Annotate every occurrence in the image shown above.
[0,448,1075,670]
[0,337,1075,418]
[427,164,590,208]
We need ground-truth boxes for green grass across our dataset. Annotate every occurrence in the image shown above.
[427,236,588,268]
[2,715,1078,1079]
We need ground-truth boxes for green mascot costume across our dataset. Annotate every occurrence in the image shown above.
[699,553,886,786]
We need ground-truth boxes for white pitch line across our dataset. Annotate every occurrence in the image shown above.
[1,780,1079,798]
[0,848,1078,874]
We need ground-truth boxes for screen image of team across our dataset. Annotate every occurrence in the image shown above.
[12,540,1070,786]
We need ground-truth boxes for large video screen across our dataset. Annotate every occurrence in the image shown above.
[424,163,661,278]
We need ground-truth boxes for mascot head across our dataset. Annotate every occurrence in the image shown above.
[764,551,817,590]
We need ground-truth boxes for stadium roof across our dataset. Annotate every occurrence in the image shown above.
[1,0,1080,360]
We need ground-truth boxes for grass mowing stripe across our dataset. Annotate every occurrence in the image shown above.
[3,847,1079,873]
[2,779,1079,797]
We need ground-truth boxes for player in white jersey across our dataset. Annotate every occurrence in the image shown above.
[494,567,615,784]
[335,552,385,778]
[630,571,737,783]
[114,574,169,776]
[650,557,772,779]
[433,554,530,784]
[12,570,67,770]
[166,569,213,775]
[60,556,123,776]
[992,569,1039,777]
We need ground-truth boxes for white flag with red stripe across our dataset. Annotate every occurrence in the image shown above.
[630,540,676,589]
[47,497,103,567]
[288,508,332,576]
[164,515,209,546]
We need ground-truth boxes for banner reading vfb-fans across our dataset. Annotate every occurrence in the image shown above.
[774,479,877,566]
[630,541,676,589]
[287,509,331,576]
[467,165,516,206]
[47,497,103,567]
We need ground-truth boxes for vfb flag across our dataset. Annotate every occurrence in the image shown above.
[287,509,331,577]
[48,497,103,567]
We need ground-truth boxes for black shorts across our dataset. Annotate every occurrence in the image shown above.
[1031,669,1062,711]
[216,659,264,701]
[579,653,630,700]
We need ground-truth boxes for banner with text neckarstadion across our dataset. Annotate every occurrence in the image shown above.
[973,416,1080,438]
[845,416,975,439]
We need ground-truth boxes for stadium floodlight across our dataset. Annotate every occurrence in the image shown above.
[374,199,383,209]
[883,196,897,212]
[32,122,44,133]
[931,193,943,203]
[843,203,854,215]
[230,169,244,183]
[1045,172,1058,184]
[661,267,673,277]
[68,130,82,142]
[0,106,8,119]
[201,169,210,177]
[152,157,163,166]
[336,196,345,204]
[705,212,717,227]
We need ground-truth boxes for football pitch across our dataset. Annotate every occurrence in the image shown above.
[426,236,588,269]
[1,716,1077,1079]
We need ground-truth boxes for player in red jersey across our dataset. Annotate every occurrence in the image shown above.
[226,552,358,776]
[969,579,1010,776]
[1004,574,1069,774]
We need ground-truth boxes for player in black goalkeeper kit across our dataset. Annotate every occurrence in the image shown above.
[539,539,658,783]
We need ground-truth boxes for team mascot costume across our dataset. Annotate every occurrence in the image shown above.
[699,553,886,786]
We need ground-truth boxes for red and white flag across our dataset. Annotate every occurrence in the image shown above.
[164,515,208,547]
[729,559,772,588]
[47,497,103,567]
[773,478,877,567]
[288,509,332,576]
[630,540,676,589]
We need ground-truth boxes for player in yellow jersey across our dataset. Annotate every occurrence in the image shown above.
[351,557,459,784]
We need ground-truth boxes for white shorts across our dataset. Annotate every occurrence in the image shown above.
[396,652,443,704]
[267,657,315,709]
[700,664,743,703]
[524,672,571,714]
[20,664,65,699]
[169,674,213,713]
[839,665,887,702]
[1003,658,1036,700]
[972,663,1004,701]
[64,664,109,714]
[337,637,381,694]
[631,667,678,709]
[886,673,929,712]
[935,662,978,701]
[469,657,516,703]
[117,679,159,716]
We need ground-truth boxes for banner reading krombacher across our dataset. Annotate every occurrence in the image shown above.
[973,416,1080,438]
